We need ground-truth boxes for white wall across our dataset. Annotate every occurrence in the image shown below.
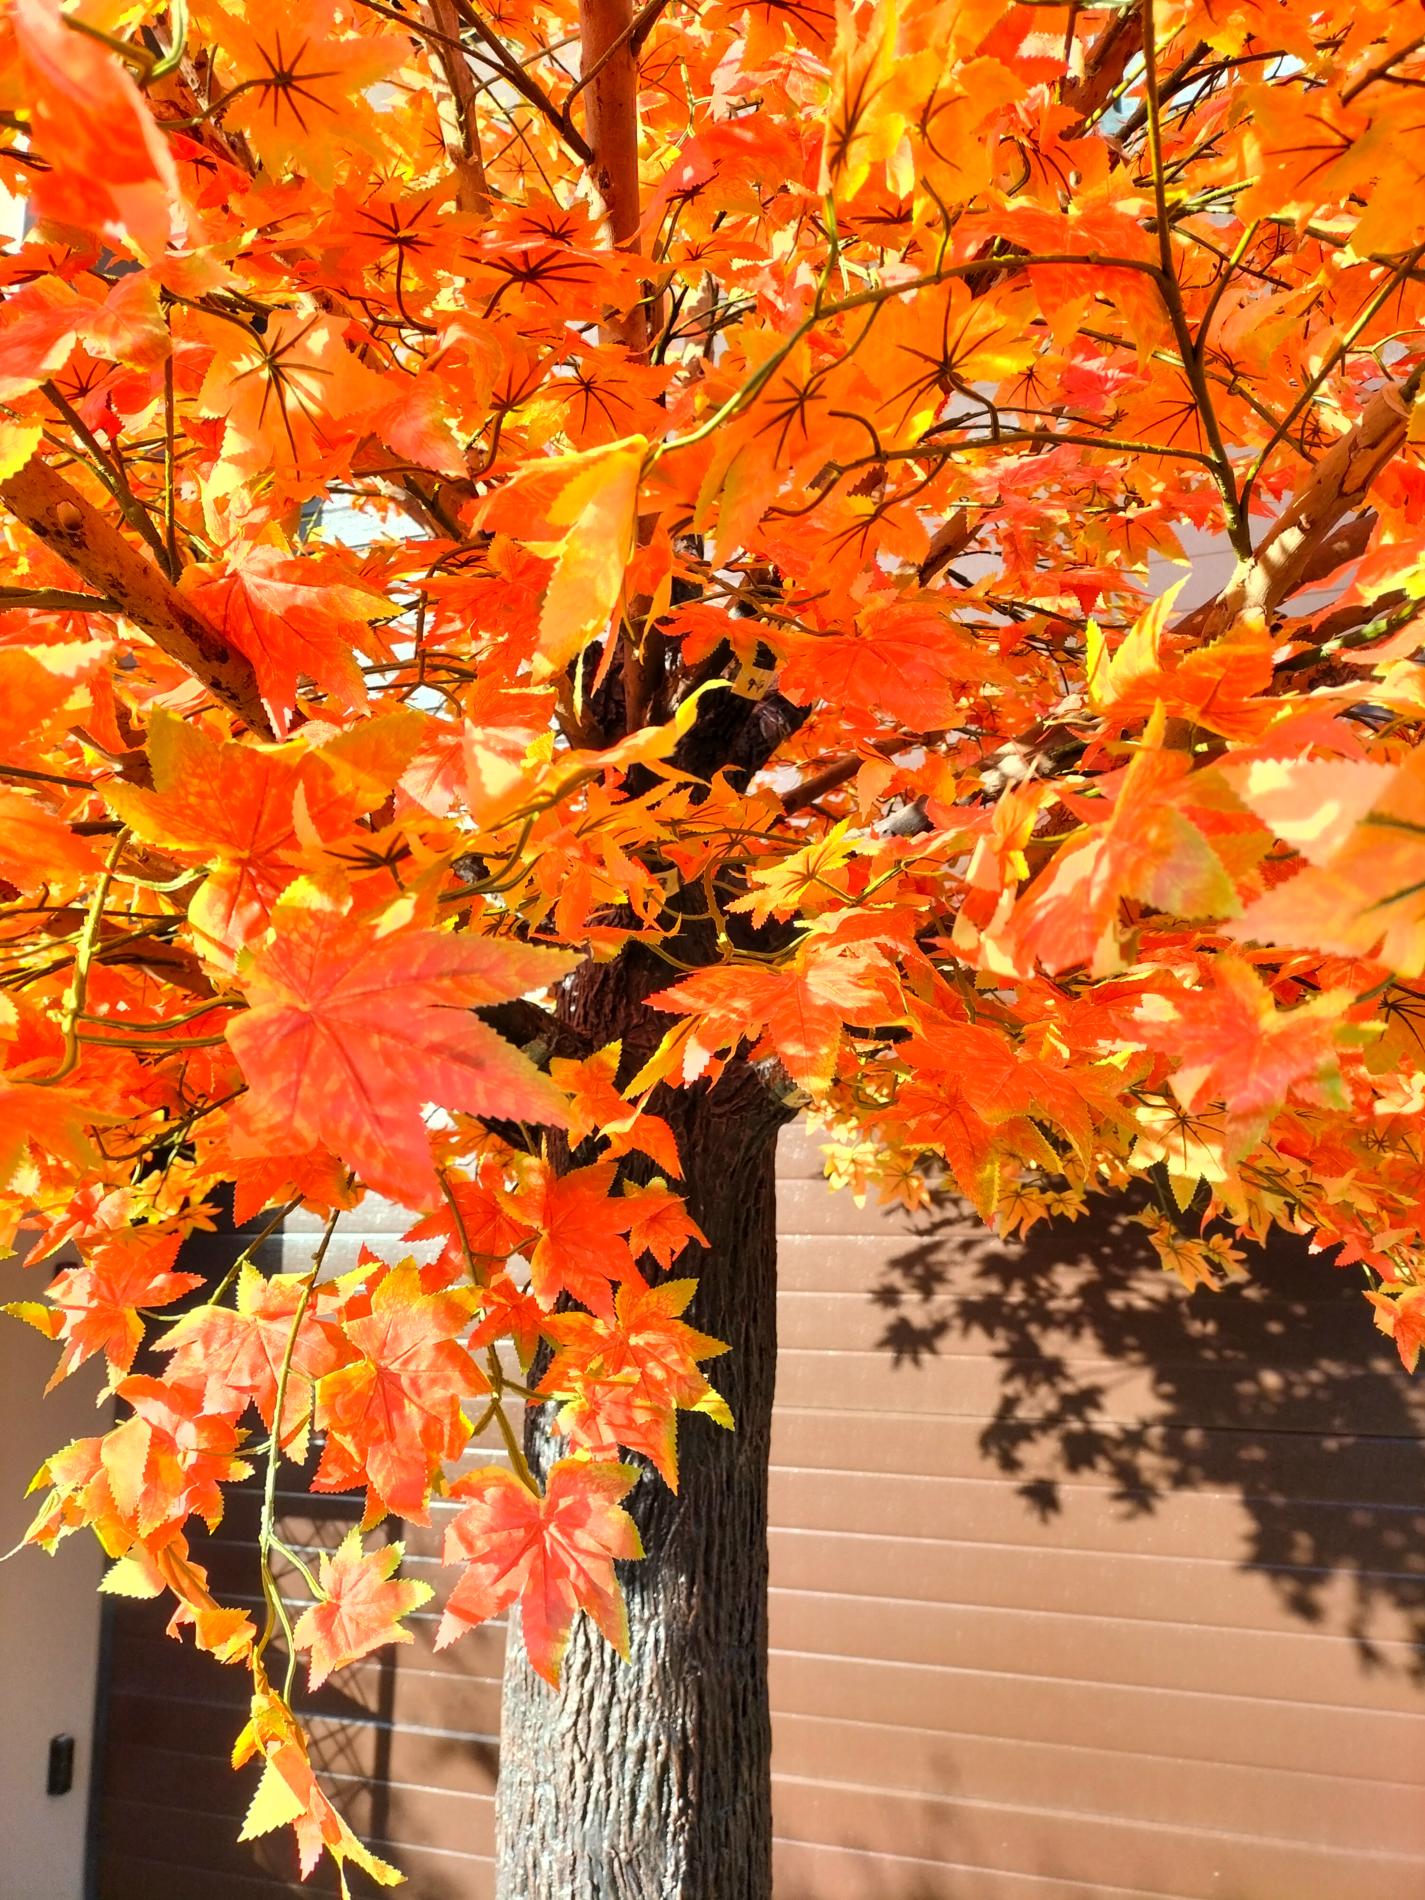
[0,150,102,1900]
[0,1251,105,1900]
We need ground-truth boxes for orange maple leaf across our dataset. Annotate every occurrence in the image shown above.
[539,1278,729,1486]
[1009,720,1238,977]
[235,1679,402,1890]
[292,1526,434,1690]
[1130,957,1352,1117]
[0,1078,102,1187]
[403,1165,536,1280]
[437,1458,643,1686]
[14,0,181,259]
[0,785,97,892]
[1229,751,1425,976]
[512,1160,643,1320]
[779,602,1011,732]
[622,1181,708,1270]
[904,1013,1114,1157]
[29,1377,252,1555]
[97,1536,256,1665]
[549,1040,684,1177]
[226,901,574,1204]
[467,1269,547,1371]
[106,712,415,964]
[649,940,898,1092]
[154,1264,353,1447]
[1366,1285,1425,1374]
[178,542,395,731]
[13,1228,202,1390]
[314,1263,483,1520]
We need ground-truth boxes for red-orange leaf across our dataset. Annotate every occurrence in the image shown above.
[436,1458,642,1686]
[15,0,181,259]
[403,1166,535,1280]
[549,1040,683,1177]
[292,1527,434,1690]
[179,543,395,732]
[19,1229,202,1390]
[467,1270,547,1371]
[510,1160,642,1320]
[649,941,899,1093]
[106,711,418,964]
[0,785,98,892]
[226,900,574,1205]
[314,1263,483,1520]
[539,1278,729,1486]
[622,1182,708,1270]
[1129,958,1352,1117]
[154,1264,353,1448]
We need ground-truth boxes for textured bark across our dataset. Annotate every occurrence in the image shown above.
[0,454,272,735]
[495,1020,791,1900]
[1176,370,1425,649]
[426,0,490,215]
[579,0,648,354]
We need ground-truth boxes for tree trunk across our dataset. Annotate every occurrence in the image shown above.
[495,1059,790,1900]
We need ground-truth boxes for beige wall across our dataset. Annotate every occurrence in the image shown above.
[0,1250,104,1900]
[0,172,102,1900]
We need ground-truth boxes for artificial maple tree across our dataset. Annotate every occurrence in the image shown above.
[4,0,1425,1893]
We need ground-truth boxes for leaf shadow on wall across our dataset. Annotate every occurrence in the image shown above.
[870,1195,1425,1675]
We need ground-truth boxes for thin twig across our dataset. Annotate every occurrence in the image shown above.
[1139,0,1249,557]
[33,828,130,1088]
[257,1206,342,1698]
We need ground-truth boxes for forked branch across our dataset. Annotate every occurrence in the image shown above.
[1,455,273,735]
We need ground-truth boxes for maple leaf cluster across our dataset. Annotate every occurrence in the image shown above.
[4,0,1425,1884]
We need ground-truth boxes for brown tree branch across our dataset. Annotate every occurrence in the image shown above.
[444,0,593,162]
[917,507,974,587]
[426,0,490,215]
[477,997,591,1066]
[1278,509,1379,597]
[0,587,118,613]
[579,0,647,354]
[781,729,948,816]
[1246,376,1421,609]
[629,0,678,56]
[1060,9,1145,134]
[0,456,274,736]
[353,0,592,161]
[568,0,674,105]
[1140,2,1249,559]
[1175,374,1422,650]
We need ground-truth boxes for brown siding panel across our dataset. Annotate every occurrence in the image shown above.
[93,1124,1425,1897]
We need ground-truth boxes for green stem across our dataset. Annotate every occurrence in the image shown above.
[436,1166,489,1289]
[487,1360,540,1494]
[651,251,1168,467]
[34,829,130,1087]
[205,1196,306,1311]
[78,996,240,1031]
[269,1534,322,1602]
[256,1208,341,1696]
[437,1168,541,1490]
[75,1030,232,1050]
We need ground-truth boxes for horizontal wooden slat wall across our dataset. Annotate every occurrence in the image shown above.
[93,1125,1425,1898]
[766,1124,1425,1900]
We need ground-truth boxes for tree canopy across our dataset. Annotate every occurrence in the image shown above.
[4,0,1425,1886]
